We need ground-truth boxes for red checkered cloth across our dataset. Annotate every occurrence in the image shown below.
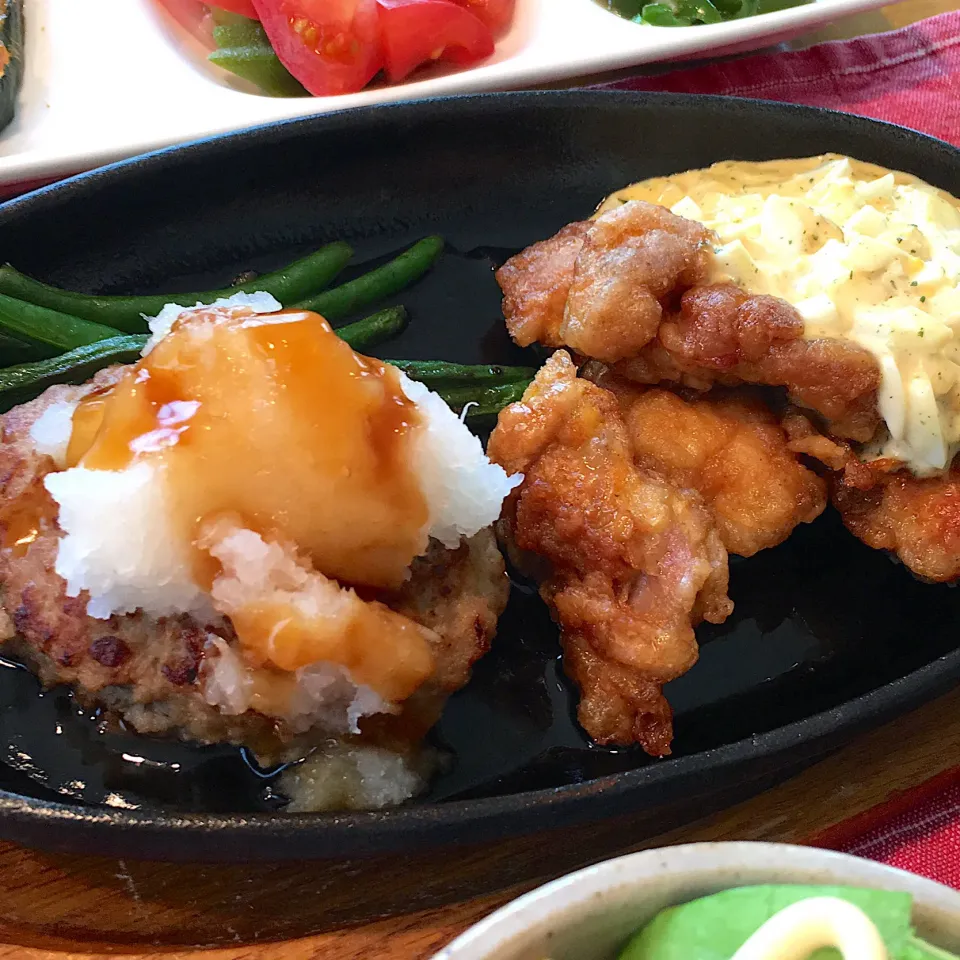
[595,10,960,148]
[596,13,960,887]
[807,767,960,888]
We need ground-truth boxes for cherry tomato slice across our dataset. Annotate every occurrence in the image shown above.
[250,0,383,96]
[447,0,514,33]
[154,0,214,46]
[376,0,493,82]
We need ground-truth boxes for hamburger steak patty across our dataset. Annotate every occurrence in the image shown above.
[0,380,511,766]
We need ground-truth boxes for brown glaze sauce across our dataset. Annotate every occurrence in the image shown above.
[64,306,433,698]
[226,595,433,703]
[69,306,427,587]
[1,486,57,557]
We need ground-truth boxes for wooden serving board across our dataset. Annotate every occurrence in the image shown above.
[0,681,957,960]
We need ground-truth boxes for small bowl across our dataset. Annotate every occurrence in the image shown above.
[433,841,960,960]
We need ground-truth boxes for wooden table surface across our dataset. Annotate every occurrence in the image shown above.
[2,0,955,957]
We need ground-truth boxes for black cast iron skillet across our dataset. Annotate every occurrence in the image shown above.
[0,91,957,863]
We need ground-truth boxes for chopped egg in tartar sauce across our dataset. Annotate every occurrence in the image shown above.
[598,155,960,475]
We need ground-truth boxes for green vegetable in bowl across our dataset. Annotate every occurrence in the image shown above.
[619,885,959,960]
[602,0,809,26]
[636,4,694,26]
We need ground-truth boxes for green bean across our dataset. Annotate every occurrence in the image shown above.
[0,330,60,365]
[210,46,308,98]
[0,295,525,422]
[295,237,444,321]
[430,380,531,419]
[387,360,536,385]
[334,306,409,351]
[0,335,147,406]
[0,241,354,333]
[210,12,307,97]
[0,307,405,399]
[0,295,121,353]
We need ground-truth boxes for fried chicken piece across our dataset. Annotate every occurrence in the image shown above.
[834,469,960,582]
[614,283,882,442]
[561,632,676,757]
[589,372,826,557]
[496,201,712,360]
[559,201,714,363]
[499,208,882,441]
[496,221,591,348]
[781,408,855,473]
[783,410,960,583]
[0,383,509,765]
[488,351,731,755]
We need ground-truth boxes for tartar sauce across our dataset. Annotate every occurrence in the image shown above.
[600,155,960,475]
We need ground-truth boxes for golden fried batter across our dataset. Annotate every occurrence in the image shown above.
[496,221,590,348]
[559,201,713,363]
[784,410,960,583]
[834,468,960,583]
[614,284,882,442]
[488,351,731,755]
[496,201,712,360]
[589,372,827,557]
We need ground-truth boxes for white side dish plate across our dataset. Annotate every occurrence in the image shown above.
[2,0,895,187]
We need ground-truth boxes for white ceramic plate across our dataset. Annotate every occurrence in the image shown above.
[2,0,896,186]
[433,842,960,960]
